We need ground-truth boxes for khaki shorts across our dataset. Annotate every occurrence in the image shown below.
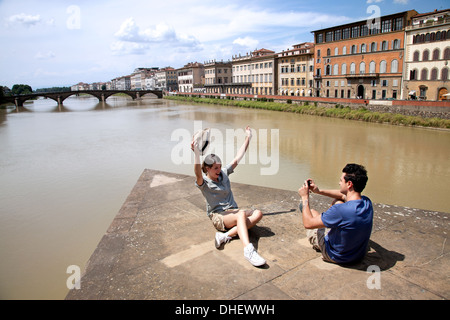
[306,228,336,263]
[209,209,253,232]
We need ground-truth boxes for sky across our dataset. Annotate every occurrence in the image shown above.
[0,0,448,89]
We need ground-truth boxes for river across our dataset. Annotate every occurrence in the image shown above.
[0,95,449,299]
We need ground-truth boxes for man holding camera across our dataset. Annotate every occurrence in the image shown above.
[298,164,373,264]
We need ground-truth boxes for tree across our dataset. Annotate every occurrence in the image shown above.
[11,84,33,95]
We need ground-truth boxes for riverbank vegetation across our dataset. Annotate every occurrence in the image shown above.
[164,95,450,129]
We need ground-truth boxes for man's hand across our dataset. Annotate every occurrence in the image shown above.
[298,180,310,199]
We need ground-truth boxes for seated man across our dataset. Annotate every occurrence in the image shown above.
[298,164,373,264]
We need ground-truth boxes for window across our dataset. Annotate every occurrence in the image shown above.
[382,80,388,87]
[351,45,357,54]
[334,47,339,56]
[361,25,369,36]
[334,29,341,41]
[430,68,438,80]
[342,28,350,39]
[361,44,367,53]
[342,46,347,55]
[432,49,440,60]
[410,69,417,80]
[341,63,347,75]
[352,26,360,38]
[393,17,403,31]
[350,63,356,74]
[359,62,366,74]
[380,60,387,73]
[370,42,377,52]
[369,61,376,74]
[442,68,449,81]
[419,86,427,98]
[326,31,333,42]
[421,68,428,80]
[413,51,420,62]
[391,60,398,73]
[393,39,400,49]
[423,50,430,61]
[381,20,392,33]
[333,64,339,75]
[444,48,450,60]
[382,41,388,51]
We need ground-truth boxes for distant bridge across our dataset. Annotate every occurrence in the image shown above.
[3,90,163,107]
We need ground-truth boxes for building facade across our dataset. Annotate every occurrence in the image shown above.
[277,42,315,97]
[402,9,450,101]
[177,62,205,93]
[204,60,232,94]
[312,10,417,100]
[230,48,277,95]
[155,67,178,91]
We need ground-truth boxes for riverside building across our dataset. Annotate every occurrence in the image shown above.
[276,42,315,97]
[177,62,205,93]
[230,48,277,96]
[312,10,418,100]
[402,9,450,101]
[203,60,232,94]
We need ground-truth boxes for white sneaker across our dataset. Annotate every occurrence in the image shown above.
[215,232,231,248]
[244,243,266,267]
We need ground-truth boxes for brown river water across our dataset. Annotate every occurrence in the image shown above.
[0,95,449,299]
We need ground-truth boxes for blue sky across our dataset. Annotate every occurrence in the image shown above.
[0,0,448,89]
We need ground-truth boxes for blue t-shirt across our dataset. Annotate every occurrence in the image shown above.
[196,164,238,216]
[321,196,373,264]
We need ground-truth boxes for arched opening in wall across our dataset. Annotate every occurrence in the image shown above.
[438,87,448,101]
[357,85,365,99]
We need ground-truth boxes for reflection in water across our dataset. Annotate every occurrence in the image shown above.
[0,96,449,300]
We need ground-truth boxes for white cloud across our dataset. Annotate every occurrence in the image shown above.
[35,51,56,60]
[111,17,201,55]
[393,0,409,4]
[7,13,41,26]
[233,36,259,49]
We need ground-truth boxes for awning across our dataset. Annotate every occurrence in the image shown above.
[409,91,416,95]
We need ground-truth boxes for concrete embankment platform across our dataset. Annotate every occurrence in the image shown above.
[66,169,449,300]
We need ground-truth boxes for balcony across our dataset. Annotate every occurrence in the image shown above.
[345,73,379,78]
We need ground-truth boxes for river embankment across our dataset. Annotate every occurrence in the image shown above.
[164,94,450,129]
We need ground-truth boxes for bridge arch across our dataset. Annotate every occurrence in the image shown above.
[6,89,163,107]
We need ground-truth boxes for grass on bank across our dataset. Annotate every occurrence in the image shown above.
[164,95,450,129]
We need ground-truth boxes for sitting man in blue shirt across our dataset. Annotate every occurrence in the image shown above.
[298,164,373,264]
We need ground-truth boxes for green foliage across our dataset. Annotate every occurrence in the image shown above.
[11,84,33,95]
[164,95,450,129]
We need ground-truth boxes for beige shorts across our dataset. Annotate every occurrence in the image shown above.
[209,209,253,232]
[306,228,336,263]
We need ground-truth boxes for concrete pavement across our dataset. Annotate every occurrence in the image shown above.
[66,169,449,300]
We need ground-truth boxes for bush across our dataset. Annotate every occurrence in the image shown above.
[163,95,450,129]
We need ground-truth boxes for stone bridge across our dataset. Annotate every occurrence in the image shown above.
[3,90,163,107]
